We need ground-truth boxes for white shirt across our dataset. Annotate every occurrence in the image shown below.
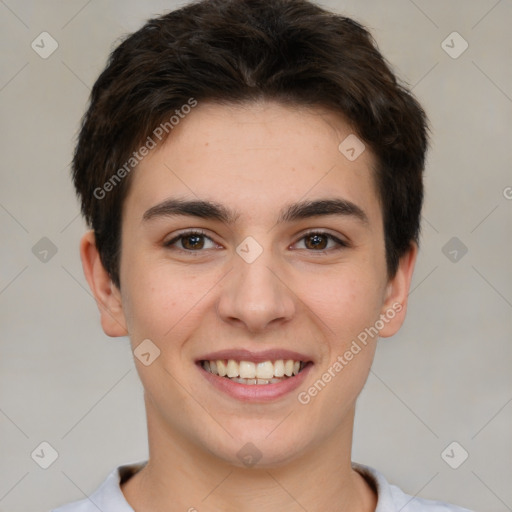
[51,460,474,512]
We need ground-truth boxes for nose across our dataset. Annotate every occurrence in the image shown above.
[216,247,296,334]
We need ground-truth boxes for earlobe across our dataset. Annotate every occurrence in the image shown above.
[378,243,418,338]
[79,230,128,337]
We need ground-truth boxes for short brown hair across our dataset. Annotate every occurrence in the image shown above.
[72,0,428,287]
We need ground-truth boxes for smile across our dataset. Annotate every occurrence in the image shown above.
[201,359,307,385]
[196,350,314,401]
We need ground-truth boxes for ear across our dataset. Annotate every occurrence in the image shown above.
[80,230,128,337]
[378,242,418,338]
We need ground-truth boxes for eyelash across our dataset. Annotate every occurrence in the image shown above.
[163,229,349,254]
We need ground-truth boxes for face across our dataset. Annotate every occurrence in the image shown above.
[84,100,416,467]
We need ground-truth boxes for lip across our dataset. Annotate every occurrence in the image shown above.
[197,360,314,402]
[196,348,313,364]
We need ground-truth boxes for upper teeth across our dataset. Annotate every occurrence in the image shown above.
[203,359,303,379]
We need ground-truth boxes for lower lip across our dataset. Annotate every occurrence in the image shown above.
[197,362,313,402]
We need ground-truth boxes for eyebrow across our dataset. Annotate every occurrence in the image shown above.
[142,197,369,225]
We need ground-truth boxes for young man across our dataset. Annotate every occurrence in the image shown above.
[53,1,473,510]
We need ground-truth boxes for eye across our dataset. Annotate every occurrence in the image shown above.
[164,230,218,251]
[294,231,349,251]
[163,229,349,254]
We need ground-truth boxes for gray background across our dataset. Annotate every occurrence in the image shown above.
[0,1,511,511]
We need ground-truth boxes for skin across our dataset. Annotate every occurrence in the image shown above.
[81,100,417,512]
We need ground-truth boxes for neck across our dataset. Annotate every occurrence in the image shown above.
[121,398,377,512]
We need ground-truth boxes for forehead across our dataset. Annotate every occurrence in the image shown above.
[123,100,381,227]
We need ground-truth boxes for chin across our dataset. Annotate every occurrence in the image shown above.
[200,427,312,470]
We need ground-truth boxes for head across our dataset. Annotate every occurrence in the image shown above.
[76,0,428,467]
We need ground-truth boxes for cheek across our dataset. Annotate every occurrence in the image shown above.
[298,268,385,344]
[294,272,382,430]
[121,260,215,346]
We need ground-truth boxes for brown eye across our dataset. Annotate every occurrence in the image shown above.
[164,230,217,251]
[181,233,205,250]
[305,233,328,250]
[295,231,348,251]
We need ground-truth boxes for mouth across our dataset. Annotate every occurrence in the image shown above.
[195,350,314,402]
[199,358,310,385]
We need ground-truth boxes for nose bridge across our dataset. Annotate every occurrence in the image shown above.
[216,239,295,332]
